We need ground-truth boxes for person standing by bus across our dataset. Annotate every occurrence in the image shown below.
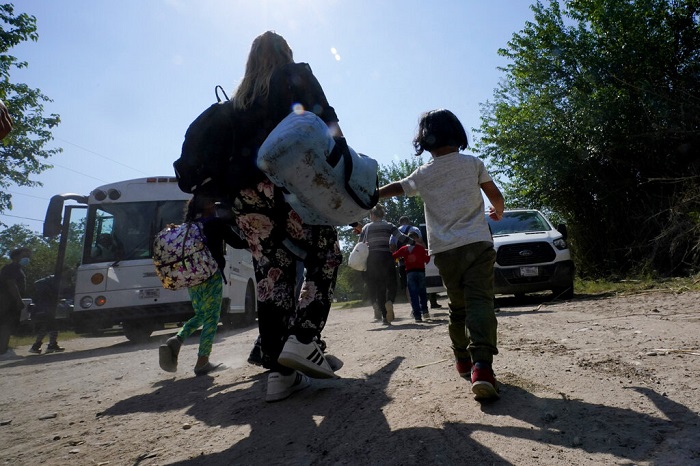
[28,269,74,354]
[0,247,31,355]
[159,194,247,376]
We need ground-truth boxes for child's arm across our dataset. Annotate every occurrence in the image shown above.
[379,182,404,199]
[481,180,505,221]
[392,246,406,260]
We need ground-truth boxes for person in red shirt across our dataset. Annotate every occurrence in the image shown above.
[392,232,430,322]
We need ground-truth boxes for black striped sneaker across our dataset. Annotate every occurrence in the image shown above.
[278,335,338,379]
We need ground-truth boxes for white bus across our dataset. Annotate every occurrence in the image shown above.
[43,176,257,342]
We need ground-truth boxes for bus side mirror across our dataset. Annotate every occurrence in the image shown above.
[43,194,89,237]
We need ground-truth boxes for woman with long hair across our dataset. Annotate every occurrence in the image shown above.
[228,31,343,402]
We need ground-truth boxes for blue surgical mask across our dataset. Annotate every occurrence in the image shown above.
[19,257,30,267]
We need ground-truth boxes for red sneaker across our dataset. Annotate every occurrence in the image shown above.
[471,362,500,400]
[455,359,472,380]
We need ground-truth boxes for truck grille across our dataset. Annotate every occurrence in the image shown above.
[496,241,556,266]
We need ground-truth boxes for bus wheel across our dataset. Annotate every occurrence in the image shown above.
[122,321,153,343]
[220,298,235,330]
[230,280,257,328]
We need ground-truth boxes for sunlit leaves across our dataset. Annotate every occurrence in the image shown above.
[477,0,700,276]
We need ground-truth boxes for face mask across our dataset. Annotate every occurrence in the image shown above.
[19,257,30,267]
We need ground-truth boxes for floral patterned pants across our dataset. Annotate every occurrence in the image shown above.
[233,180,342,371]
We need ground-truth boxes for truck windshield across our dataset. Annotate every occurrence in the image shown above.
[83,200,187,264]
[487,211,550,235]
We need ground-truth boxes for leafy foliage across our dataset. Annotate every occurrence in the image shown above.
[477,0,700,277]
[0,3,61,220]
[0,222,83,298]
[377,157,426,226]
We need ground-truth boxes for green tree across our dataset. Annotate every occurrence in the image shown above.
[378,157,426,226]
[477,0,700,277]
[0,222,82,298]
[0,3,61,221]
[0,224,55,296]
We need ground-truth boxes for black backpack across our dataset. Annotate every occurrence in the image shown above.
[173,86,237,196]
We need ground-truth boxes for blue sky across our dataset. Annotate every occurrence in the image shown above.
[3,0,536,232]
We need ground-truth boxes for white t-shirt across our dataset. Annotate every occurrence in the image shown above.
[399,152,493,255]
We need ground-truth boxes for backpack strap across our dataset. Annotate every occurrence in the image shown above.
[181,223,194,262]
[329,137,379,210]
[215,85,229,103]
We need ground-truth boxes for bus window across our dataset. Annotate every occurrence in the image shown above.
[83,200,187,264]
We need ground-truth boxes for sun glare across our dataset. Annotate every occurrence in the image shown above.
[330,47,341,61]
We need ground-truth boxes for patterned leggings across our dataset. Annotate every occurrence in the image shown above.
[180,271,223,357]
[233,179,342,371]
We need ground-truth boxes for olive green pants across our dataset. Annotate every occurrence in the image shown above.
[433,241,498,364]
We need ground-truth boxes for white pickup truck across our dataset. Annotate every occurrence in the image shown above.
[487,209,575,299]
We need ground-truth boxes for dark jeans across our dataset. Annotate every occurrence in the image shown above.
[366,251,397,318]
[433,241,498,364]
[398,263,407,289]
[32,312,59,346]
[406,270,428,319]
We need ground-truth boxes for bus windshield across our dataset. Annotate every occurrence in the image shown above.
[83,200,187,264]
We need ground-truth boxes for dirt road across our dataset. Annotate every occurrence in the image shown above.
[1,290,699,465]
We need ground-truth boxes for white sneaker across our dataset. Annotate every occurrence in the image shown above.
[278,335,338,379]
[265,371,310,402]
[385,301,394,322]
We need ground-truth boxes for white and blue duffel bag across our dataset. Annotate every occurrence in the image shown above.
[257,110,379,225]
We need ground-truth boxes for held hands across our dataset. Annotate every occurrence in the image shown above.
[488,206,504,221]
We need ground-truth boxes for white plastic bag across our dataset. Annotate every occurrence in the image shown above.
[348,242,369,271]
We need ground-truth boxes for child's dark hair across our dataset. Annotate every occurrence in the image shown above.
[412,109,469,156]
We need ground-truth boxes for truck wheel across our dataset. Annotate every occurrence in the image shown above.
[231,280,257,328]
[552,284,574,300]
[122,321,154,343]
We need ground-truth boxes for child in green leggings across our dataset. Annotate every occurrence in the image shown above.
[159,194,248,376]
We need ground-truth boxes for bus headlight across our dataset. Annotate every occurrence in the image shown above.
[80,296,94,309]
[91,273,104,285]
[95,296,107,306]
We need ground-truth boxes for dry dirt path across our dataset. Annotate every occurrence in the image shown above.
[1,290,699,465]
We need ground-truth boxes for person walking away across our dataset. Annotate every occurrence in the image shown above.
[359,205,412,325]
[159,194,248,376]
[28,269,74,354]
[392,231,430,322]
[0,248,31,355]
[391,216,422,304]
[225,31,344,402]
[378,109,505,401]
